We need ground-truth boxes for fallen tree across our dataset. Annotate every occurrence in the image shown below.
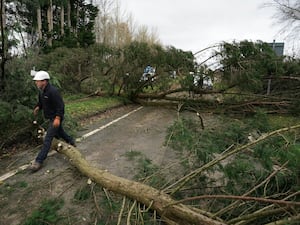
[52,140,225,225]
[49,123,300,225]
[134,89,298,115]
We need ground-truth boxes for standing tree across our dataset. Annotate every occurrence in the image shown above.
[0,0,20,93]
[0,0,7,93]
[94,0,160,47]
[12,0,98,52]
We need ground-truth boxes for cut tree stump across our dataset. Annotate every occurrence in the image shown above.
[53,140,225,225]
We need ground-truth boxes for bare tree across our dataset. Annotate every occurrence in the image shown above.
[265,0,300,38]
[94,0,159,47]
[94,0,114,44]
[134,25,160,45]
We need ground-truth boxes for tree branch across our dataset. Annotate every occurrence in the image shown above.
[165,124,300,195]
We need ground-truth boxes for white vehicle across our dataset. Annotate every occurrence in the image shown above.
[203,76,213,90]
[193,73,213,90]
[140,66,156,82]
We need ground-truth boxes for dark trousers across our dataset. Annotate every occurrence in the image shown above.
[36,118,74,164]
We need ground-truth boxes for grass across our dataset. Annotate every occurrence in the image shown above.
[74,185,92,201]
[65,96,125,120]
[22,198,64,225]
[123,150,143,160]
[0,181,28,196]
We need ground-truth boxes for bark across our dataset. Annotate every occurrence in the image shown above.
[61,4,64,36]
[37,6,42,40]
[134,89,294,115]
[52,141,225,225]
[47,0,53,46]
[75,2,79,37]
[0,0,6,92]
[67,0,71,30]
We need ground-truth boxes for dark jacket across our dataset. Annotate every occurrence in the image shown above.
[36,83,65,119]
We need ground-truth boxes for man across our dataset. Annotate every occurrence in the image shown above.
[30,70,75,172]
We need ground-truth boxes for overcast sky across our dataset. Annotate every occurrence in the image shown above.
[121,0,296,56]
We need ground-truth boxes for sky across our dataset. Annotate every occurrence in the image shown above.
[121,0,297,58]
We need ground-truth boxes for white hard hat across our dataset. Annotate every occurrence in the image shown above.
[33,71,50,80]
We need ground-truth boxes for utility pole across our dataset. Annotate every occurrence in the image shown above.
[266,40,276,95]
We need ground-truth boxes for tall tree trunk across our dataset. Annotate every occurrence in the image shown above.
[67,0,71,31]
[60,4,64,36]
[54,141,225,225]
[47,0,53,47]
[0,0,6,92]
[75,2,79,37]
[37,6,42,40]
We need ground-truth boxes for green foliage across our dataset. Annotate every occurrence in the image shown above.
[98,194,122,224]
[35,47,91,93]
[289,98,300,116]
[217,40,284,93]
[166,116,250,166]
[247,109,272,132]
[166,112,300,221]
[1,67,37,105]
[15,181,28,188]
[22,198,64,225]
[14,0,98,52]
[253,134,300,176]
[166,118,199,153]
[164,46,195,72]
[125,150,166,188]
[224,155,261,193]
[0,60,38,127]
[134,156,164,188]
[120,42,195,96]
[0,101,12,130]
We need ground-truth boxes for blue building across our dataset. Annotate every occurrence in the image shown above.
[268,40,284,56]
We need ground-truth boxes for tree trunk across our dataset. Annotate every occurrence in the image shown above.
[37,5,42,40]
[0,0,6,92]
[67,0,71,30]
[75,2,79,37]
[47,0,53,47]
[53,141,225,225]
[60,4,64,36]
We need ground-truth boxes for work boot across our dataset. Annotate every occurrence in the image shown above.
[70,141,76,147]
[30,161,42,172]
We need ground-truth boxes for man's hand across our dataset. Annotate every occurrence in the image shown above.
[53,116,61,128]
[33,106,39,116]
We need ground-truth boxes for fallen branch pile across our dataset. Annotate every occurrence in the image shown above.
[50,123,300,224]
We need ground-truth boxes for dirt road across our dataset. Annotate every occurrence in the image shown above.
[0,104,190,225]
